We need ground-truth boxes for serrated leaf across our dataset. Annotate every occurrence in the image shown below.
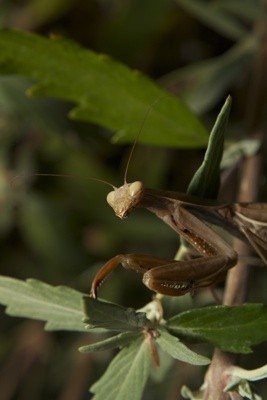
[79,331,141,353]
[157,328,209,366]
[83,296,153,332]
[175,0,248,40]
[187,96,231,199]
[0,29,208,148]
[90,337,151,400]
[0,276,86,331]
[167,304,267,353]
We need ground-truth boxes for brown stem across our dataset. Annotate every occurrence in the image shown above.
[203,152,262,400]
[202,5,267,396]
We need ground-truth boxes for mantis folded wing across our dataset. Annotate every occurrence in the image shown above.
[91,181,267,298]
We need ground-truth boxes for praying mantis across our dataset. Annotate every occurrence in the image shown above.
[90,169,267,299]
[27,155,267,299]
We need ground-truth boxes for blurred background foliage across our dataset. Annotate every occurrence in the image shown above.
[1,0,267,399]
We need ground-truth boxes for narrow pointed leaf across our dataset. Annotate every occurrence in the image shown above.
[79,331,141,353]
[90,337,151,400]
[187,96,231,199]
[167,304,267,353]
[0,29,208,148]
[83,296,153,331]
[0,276,86,331]
[157,328,209,365]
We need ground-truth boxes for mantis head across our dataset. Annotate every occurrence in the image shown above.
[106,180,144,219]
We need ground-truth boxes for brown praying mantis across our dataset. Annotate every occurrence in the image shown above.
[20,102,267,300]
[89,104,267,300]
[90,176,267,298]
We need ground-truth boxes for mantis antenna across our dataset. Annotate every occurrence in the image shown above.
[123,95,170,184]
[11,173,116,190]
[12,95,170,189]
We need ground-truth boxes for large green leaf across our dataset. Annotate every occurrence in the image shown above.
[167,304,267,353]
[0,29,208,148]
[0,276,86,331]
[90,337,151,400]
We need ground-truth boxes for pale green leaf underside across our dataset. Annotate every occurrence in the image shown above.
[79,331,141,353]
[157,328,210,365]
[167,304,267,353]
[0,29,208,148]
[90,337,151,400]
[0,276,86,331]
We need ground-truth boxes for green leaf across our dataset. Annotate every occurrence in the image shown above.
[0,276,86,331]
[83,296,153,331]
[157,328,210,365]
[187,96,231,199]
[90,337,151,400]
[79,331,141,353]
[167,304,267,353]
[175,0,248,40]
[0,29,208,148]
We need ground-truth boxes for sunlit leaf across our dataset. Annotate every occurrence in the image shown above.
[0,29,208,148]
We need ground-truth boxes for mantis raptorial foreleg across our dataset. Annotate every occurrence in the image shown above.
[90,181,241,298]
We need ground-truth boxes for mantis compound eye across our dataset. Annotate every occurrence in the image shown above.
[129,181,143,197]
[106,190,115,207]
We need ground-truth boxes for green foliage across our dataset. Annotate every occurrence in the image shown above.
[187,95,231,199]
[2,276,267,398]
[0,29,208,148]
[0,276,86,331]
[83,296,153,331]
[0,1,267,399]
[167,304,267,353]
[156,328,209,365]
[90,337,151,400]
